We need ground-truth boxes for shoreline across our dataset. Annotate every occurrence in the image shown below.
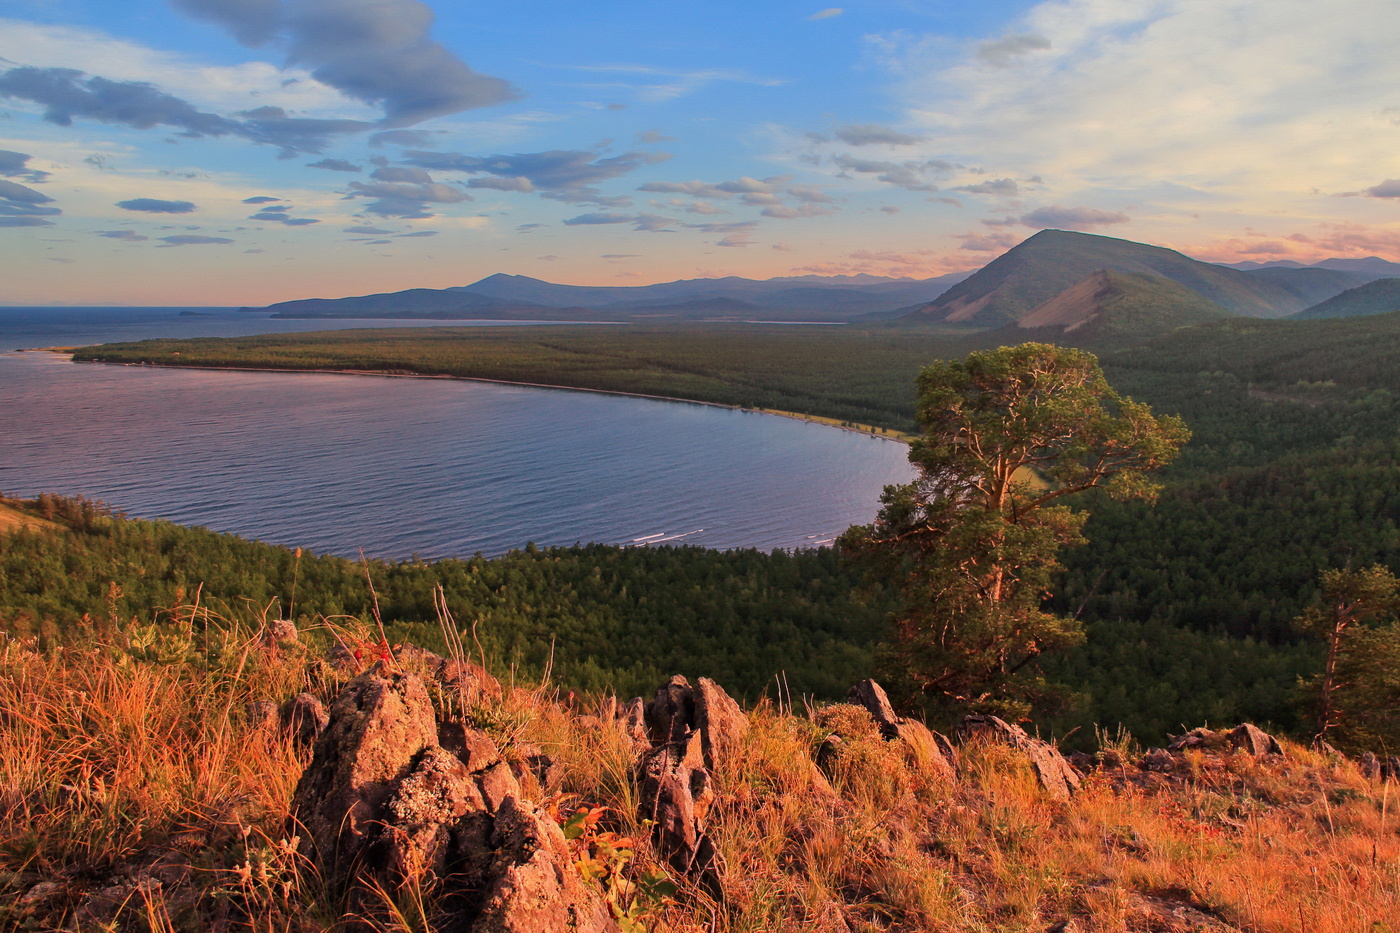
[68,355,914,445]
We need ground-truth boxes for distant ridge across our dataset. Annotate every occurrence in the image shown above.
[247,270,972,323]
[1295,278,1400,320]
[1225,256,1400,277]
[902,229,1337,326]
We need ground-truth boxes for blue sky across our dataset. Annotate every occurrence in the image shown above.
[1,0,1398,305]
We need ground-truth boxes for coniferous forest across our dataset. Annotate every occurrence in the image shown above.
[20,309,1400,745]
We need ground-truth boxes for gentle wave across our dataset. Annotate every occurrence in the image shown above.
[0,309,915,558]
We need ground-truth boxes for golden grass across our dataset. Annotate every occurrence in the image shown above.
[2,617,1397,932]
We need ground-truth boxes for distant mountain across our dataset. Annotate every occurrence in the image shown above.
[1225,257,1400,278]
[1011,270,1230,341]
[903,230,1338,326]
[1237,266,1378,307]
[248,288,569,320]
[1294,278,1400,320]
[246,271,973,322]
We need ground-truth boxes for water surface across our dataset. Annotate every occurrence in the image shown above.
[0,309,914,557]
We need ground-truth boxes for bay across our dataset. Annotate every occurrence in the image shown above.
[0,308,915,558]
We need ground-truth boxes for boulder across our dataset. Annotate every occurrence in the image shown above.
[1225,724,1282,758]
[279,692,329,748]
[246,699,279,734]
[1359,751,1382,781]
[263,619,299,648]
[1141,748,1176,773]
[957,714,1081,800]
[849,680,957,784]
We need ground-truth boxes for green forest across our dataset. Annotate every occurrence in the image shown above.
[17,309,1400,745]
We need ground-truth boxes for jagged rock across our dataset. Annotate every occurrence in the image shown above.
[19,881,61,905]
[440,658,503,699]
[957,714,1081,800]
[288,668,617,930]
[1311,738,1343,759]
[597,695,619,722]
[638,731,722,900]
[849,679,900,725]
[1067,751,1096,773]
[1126,892,1242,932]
[288,670,439,892]
[1383,756,1400,782]
[280,692,329,748]
[694,677,748,772]
[1141,748,1176,772]
[635,675,736,900]
[382,745,482,884]
[848,679,958,784]
[1359,751,1382,780]
[325,642,359,674]
[472,796,619,933]
[1226,723,1282,757]
[646,675,696,746]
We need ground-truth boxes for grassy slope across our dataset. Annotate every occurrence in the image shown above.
[1013,270,1230,344]
[0,499,62,534]
[2,622,1395,933]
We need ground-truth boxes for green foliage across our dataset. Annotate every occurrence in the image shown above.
[56,305,1400,743]
[1295,276,1400,320]
[1295,564,1400,751]
[0,499,891,701]
[844,344,1188,720]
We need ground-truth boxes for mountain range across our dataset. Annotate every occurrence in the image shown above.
[245,271,974,323]
[245,229,1397,332]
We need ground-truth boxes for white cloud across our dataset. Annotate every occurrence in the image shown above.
[0,19,369,118]
[879,0,1400,222]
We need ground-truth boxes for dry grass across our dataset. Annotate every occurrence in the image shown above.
[0,499,63,534]
[2,616,1398,932]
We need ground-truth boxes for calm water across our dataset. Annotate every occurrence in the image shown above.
[0,308,913,558]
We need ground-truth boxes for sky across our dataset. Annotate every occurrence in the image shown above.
[1,0,1398,306]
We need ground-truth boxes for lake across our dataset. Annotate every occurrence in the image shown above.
[0,308,915,558]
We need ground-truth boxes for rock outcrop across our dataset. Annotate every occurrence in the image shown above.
[289,671,440,891]
[1225,723,1282,757]
[848,679,957,784]
[288,668,617,931]
[957,714,1082,800]
[635,675,748,901]
[1165,724,1283,759]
